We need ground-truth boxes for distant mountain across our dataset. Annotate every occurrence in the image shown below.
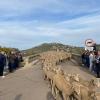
[96,44,100,50]
[22,43,84,56]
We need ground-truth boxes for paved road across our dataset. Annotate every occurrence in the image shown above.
[0,62,54,100]
[60,59,95,81]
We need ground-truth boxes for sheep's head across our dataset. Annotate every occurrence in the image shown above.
[89,91,97,100]
[96,78,100,87]
[52,67,57,73]
[64,73,71,82]
[89,79,95,86]
[47,67,50,71]
[56,67,64,75]
[72,74,80,82]
[43,66,47,71]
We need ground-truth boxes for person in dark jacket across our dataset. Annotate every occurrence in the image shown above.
[0,51,6,78]
[14,53,19,69]
[8,52,16,73]
[18,53,23,62]
[81,52,85,65]
[85,51,90,68]
[95,51,100,78]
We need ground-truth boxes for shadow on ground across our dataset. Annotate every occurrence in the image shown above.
[47,91,55,100]
[14,94,22,100]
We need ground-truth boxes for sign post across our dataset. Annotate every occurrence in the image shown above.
[85,39,96,51]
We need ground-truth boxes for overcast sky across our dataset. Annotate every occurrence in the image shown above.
[0,0,100,50]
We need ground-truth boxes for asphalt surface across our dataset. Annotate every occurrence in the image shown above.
[60,59,95,81]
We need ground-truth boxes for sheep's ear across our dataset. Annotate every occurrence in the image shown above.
[64,72,67,75]
[76,74,79,77]
[58,67,61,71]
[67,74,71,77]
[96,78,100,87]
[90,79,96,86]
[90,79,95,83]
[76,74,80,79]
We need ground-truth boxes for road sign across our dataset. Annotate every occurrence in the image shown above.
[85,39,96,51]
[85,39,95,47]
[85,46,94,51]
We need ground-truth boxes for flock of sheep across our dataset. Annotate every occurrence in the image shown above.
[40,50,100,100]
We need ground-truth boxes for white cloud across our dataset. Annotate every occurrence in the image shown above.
[0,0,100,49]
[0,13,100,43]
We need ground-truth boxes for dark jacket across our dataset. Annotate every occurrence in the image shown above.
[95,56,100,72]
[0,53,6,66]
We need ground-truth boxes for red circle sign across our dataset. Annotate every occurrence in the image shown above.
[85,39,95,47]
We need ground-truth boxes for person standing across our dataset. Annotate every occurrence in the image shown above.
[85,51,90,68]
[8,52,16,73]
[95,51,100,78]
[14,53,19,69]
[89,51,95,72]
[0,51,6,78]
[18,53,23,67]
[81,52,85,66]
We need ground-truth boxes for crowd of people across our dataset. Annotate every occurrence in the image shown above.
[81,50,100,78]
[0,51,23,78]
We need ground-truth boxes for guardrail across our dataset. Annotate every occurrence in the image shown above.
[72,53,82,65]
[28,54,40,63]
[27,53,82,65]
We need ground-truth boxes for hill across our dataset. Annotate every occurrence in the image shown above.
[96,44,100,50]
[22,43,84,56]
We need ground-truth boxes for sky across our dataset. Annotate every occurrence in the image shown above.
[0,0,100,50]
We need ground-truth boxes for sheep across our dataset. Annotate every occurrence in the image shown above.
[40,51,72,68]
[40,50,98,100]
[51,68,78,100]
[79,84,96,100]
[43,66,57,88]
[71,78,97,100]
[46,69,56,88]
[95,92,100,100]
[63,73,97,100]
[43,66,49,80]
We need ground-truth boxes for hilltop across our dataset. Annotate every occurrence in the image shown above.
[96,44,100,50]
[22,43,84,56]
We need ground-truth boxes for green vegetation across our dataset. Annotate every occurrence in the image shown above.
[0,46,19,54]
[96,44,100,50]
[22,43,84,56]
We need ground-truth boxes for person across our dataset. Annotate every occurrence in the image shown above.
[18,53,24,67]
[89,51,95,72]
[8,52,16,73]
[94,51,100,78]
[14,53,19,69]
[0,51,6,78]
[85,51,90,68]
[19,53,23,62]
[93,43,96,51]
[81,52,86,66]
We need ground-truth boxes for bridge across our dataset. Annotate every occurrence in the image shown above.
[0,54,100,100]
